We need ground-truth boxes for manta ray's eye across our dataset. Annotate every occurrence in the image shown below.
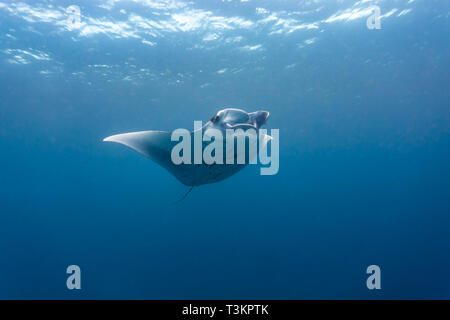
[210,115,219,123]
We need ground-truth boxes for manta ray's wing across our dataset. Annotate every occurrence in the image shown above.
[103,131,196,186]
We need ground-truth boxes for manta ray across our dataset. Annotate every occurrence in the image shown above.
[103,108,270,200]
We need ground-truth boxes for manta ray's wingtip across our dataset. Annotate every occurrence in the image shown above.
[103,134,123,143]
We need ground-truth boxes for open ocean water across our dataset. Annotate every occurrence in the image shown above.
[0,0,449,299]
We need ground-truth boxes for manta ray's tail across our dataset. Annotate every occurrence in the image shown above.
[173,186,194,204]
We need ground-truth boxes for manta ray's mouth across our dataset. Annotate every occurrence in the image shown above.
[251,110,270,127]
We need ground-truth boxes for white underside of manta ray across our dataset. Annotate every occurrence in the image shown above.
[103,108,271,189]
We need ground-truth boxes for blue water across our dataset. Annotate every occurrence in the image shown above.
[0,0,449,299]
